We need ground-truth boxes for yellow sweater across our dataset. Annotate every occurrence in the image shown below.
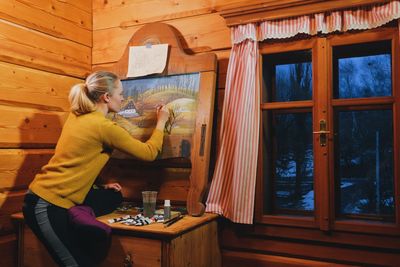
[29,110,164,209]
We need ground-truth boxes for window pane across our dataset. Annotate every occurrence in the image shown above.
[333,41,392,99]
[262,50,312,102]
[335,110,394,221]
[263,111,314,214]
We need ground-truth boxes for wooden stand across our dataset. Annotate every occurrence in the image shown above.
[104,22,217,217]
[12,212,220,267]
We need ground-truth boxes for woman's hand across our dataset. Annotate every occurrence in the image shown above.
[155,105,170,131]
[103,183,122,192]
[156,105,170,123]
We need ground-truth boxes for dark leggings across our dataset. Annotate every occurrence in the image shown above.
[22,187,122,267]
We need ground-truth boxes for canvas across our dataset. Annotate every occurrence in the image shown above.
[108,73,200,159]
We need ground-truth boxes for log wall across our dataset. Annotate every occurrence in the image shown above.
[1,0,396,266]
[92,0,400,266]
[0,1,91,265]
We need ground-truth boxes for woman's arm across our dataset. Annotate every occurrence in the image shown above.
[102,106,170,161]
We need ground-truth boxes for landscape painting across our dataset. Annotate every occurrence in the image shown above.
[108,73,200,159]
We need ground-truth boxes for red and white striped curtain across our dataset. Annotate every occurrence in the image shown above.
[205,24,260,224]
[206,0,400,224]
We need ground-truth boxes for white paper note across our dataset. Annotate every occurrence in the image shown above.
[127,44,169,78]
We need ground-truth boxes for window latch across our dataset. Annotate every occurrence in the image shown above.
[313,119,330,146]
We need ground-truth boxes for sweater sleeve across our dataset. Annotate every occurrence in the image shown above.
[101,120,164,161]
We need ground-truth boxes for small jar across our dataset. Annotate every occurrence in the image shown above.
[164,199,171,220]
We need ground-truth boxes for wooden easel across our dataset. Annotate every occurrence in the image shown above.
[109,22,217,216]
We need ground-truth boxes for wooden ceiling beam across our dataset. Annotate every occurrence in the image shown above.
[220,0,390,26]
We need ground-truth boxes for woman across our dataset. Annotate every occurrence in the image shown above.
[22,71,169,266]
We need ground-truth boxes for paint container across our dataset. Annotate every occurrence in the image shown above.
[142,191,157,217]
[164,199,171,220]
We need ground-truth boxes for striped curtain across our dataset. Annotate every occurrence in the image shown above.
[205,24,260,224]
[206,0,400,224]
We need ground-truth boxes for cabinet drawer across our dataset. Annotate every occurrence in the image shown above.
[21,226,162,267]
[101,235,161,267]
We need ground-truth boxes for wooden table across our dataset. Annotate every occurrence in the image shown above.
[12,212,221,267]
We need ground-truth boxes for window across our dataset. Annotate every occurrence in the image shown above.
[335,109,394,221]
[262,50,314,215]
[258,28,400,235]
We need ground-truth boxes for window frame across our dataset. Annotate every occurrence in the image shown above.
[256,26,400,236]
[327,27,400,235]
[257,38,320,229]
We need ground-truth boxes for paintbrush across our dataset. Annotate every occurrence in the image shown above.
[163,214,184,227]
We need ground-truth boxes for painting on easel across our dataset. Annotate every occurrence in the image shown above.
[108,73,200,159]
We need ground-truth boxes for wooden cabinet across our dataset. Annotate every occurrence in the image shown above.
[12,212,221,267]
[101,236,162,267]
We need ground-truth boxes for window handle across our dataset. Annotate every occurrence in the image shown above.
[313,130,330,134]
[313,119,329,146]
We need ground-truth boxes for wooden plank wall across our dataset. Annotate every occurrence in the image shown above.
[91,1,314,266]
[93,1,400,266]
[0,1,91,266]
[1,0,393,266]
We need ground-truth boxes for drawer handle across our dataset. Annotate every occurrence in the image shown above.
[123,253,133,267]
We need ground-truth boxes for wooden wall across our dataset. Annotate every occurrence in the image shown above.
[93,1,400,266]
[0,1,91,266]
[1,0,396,266]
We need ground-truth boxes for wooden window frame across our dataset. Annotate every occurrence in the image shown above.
[327,27,400,235]
[257,38,319,229]
[256,26,400,237]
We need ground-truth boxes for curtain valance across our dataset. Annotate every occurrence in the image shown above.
[232,0,400,44]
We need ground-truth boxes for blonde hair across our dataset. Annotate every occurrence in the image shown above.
[69,71,120,115]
